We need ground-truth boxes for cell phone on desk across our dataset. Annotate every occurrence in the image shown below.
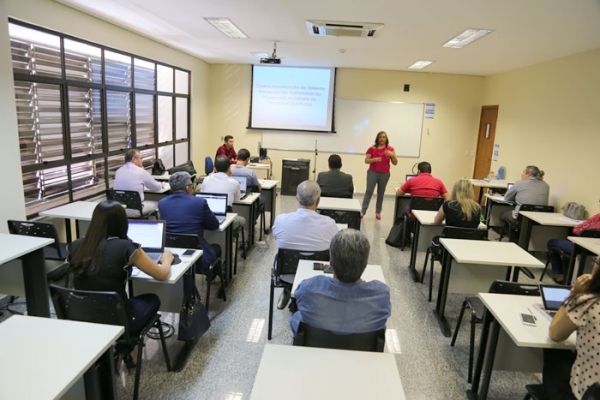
[182,249,195,256]
[313,262,325,270]
[520,313,536,326]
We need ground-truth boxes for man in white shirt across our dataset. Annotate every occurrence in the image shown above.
[113,149,163,217]
[272,180,339,309]
[201,155,246,231]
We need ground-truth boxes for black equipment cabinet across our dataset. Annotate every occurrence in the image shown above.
[281,159,310,195]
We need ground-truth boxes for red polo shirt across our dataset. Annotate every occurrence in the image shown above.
[216,144,237,164]
[401,173,447,197]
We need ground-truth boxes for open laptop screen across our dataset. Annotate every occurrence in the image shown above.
[405,174,416,181]
[540,284,571,311]
[195,193,228,216]
[127,220,165,252]
[231,175,247,192]
[507,183,514,191]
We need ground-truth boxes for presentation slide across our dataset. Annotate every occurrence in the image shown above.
[249,65,336,132]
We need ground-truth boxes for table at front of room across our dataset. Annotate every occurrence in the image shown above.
[470,179,509,204]
[407,210,445,282]
[467,293,576,400]
[232,193,261,251]
[248,163,271,180]
[258,179,279,233]
[0,315,124,400]
[566,236,600,283]
[0,233,54,317]
[250,344,406,400]
[517,211,580,252]
[435,239,544,337]
[291,259,386,296]
[130,247,202,372]
[39,200,98,242]
[316,197,361,230]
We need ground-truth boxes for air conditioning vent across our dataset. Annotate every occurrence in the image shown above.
[306,20,384,38]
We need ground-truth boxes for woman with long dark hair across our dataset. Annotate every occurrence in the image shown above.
[360,131,397,220]
[68,201,173,368]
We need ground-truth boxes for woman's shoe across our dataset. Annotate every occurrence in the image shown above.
[376,213,382,220]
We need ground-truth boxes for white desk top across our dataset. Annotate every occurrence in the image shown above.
[519,211,581,227]
[0,315,123,400]
[0,233,54,264]
[479,293,576,349]
[258,179,279,189]
[251,344,405,400]
[131,247,202,284]
[470,179,509,189]
[152,172,196,181]
[233,192,260,205]
[218,212,237,231]
[248,163,271,169]
[336,223,348,230]
[485,193,513,204]
[292,260,386,295]
[40,200,99,221]
[145,182,170,193]
[568,236,600,255]
[317,197,361,212]
[413,210,442,225]
[439,238,544,268]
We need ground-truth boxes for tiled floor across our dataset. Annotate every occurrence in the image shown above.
[2,194,553,399]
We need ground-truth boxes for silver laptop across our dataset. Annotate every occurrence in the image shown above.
[406,174,416,181]
[127,220,166,262]
[196,192,228,224]
[231,175,248,200]
[540,284,571,318]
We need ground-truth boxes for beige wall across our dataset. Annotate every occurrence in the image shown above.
[485,48,600,214]
[208,65,485,195]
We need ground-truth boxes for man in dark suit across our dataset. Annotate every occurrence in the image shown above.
[316,154,354,198]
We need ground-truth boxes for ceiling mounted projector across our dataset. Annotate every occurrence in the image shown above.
[260,41,281,64]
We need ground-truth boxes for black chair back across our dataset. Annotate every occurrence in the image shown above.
[7,220,66,259]
[489,280,540,296]
[106,189,144,216]
[581,230,600,238]
[165,232,201,249]
[293,322,385,352]
[409,196,445,211]
[275,248,330,278]
[442,226,488,241]
[582,381,600,400]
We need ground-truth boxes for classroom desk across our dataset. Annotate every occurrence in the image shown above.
[233,192,261,252]
[204,213,237,284]
[566,236,600,283]
[0,315,123,400]
[152,172,196,182]
[336,223,348,230]
[484,193,513,228]
[248,163,271,180]
[316,197,361,230]
[470,179,509,204]
[258,179,279,233]
[468,294,576,400]
[407,210,445,282]
[518,211,580,252]
[250,344,406,400]
[144,182,171,201]
[291,260,386,295]
[435,239,544,337]
[0,233,54,318]
[40,200,98,242]
[131,246,202,372]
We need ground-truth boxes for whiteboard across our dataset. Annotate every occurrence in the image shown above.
[261,99,424,157]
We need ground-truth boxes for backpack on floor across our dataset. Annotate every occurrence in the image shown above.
[385,218,405,248]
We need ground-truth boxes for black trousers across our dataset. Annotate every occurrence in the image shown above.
[543,348,577,400]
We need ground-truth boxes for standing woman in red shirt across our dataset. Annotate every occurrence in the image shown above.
[361,131,398,220]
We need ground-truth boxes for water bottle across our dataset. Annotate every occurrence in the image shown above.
[497,166,506,180]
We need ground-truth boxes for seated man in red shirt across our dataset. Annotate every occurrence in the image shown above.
[395,161,450,200]
[215,135,237,164]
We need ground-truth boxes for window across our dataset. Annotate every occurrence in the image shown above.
[9,20,191,216]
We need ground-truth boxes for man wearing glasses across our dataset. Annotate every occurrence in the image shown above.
[114,149,164,217]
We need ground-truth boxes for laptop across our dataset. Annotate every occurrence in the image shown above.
[540,284,571,318]
[127,220,166,263]
[405,174,416,181]
[196,192,228,224]
[231,175,248,200]
[507,183,514,191]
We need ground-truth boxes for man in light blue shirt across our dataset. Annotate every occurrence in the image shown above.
[291,229,391,337]
[231,148,265,222]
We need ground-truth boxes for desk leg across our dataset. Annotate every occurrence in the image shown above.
[64,218,73,243]
[408,221,421,282]
[566,245,581,284]
[518,217,535,250]
[478,187,485,205]
[393,196,401,222]
[467,311,496,400]
[433,251,452,337]
[83,346,118,399]
[171,338,200,372]
[21,248,51,318]
[225,226,233,285]
[265,188,276,234]
[473,317,500,400]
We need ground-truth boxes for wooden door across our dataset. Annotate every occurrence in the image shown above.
[472,106,499,203]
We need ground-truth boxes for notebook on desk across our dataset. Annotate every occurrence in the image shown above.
[537,284,571,320]
[195,192,228,224]
[231,175,248,199]
[127,220,166,262]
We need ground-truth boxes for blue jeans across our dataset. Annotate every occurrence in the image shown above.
[361,169,390,214]
[547,239,574,275]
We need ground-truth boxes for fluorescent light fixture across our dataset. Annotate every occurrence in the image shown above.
[442,28,492,49]
[408,60,434,70]
[204,17,247,39]
[251,52,270,59]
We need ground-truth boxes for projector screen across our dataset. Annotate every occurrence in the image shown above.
[248,65,336,132]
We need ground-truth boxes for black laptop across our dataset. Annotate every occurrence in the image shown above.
[127,220,166,262]
[540,284,571,317]
[196,192,228,224]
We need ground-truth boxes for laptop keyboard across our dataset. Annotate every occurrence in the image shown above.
[146,252,162,262]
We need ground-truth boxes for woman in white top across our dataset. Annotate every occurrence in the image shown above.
[549,258,600,399]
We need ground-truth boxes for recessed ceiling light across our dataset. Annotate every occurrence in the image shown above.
[204,17,248,39]
[251,52,270,59]
[408,60,434,69]
[442,28,492,48]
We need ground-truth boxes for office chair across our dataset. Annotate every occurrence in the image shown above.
[451,280,540,383]
[204,156,213,176]
[164,232,226,310]
[106,189,157,219]
[293,322,385,352]
[420,226,488,302]
[268,249,329,340]
[50,285,171,400]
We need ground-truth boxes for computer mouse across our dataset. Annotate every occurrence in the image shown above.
[172,254,181,265]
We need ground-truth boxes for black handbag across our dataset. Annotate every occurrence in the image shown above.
[152,158,166,175]
[178,270,210,342]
